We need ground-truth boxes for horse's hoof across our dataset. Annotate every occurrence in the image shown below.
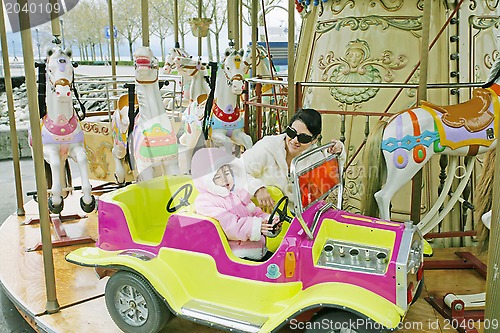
[48,197,64,214]
[80,195,96,213]
[114,173,125,185]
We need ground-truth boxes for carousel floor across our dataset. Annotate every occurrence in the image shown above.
[0,192,488,333]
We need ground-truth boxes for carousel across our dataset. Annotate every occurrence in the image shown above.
[0,0,499,332]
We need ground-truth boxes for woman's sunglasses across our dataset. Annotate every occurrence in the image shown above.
[285,126,314,144]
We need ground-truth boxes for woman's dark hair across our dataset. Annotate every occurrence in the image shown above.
[288,108,322,138]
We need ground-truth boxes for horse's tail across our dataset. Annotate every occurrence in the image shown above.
[474,149,495,246]
[361,120,388,217]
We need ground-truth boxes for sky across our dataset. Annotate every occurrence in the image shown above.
[1,1,299,62]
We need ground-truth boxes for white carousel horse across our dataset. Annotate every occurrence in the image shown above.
[163,47,192,109]
[175,57,211,172]
[209,48,253,154]
[112,46,180,183]
[36,47,96,214]
[362,57,500,236]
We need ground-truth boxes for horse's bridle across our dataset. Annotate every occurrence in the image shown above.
[180,61,206,77]
[243,49,267,68]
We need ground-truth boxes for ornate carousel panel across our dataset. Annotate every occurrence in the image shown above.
[295,0,500,236]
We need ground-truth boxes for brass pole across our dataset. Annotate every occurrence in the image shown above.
[198,0,202,57]
[410,0,432,224]
[49,0,61,39]
[485,138,500,332]
[18,0,59,313]
[227,0,234,43]
[141,0,149,47]
[108,0,117,100]
[287,0,295,119]
[237,0,241,49]
[174,0,179,47]
[0,0,25,216]
[251,0,258,75]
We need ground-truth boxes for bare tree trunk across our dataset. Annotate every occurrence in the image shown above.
[99,43,104,61]
[207,32,213,61]
[116,39,121,61]
[129,41,133,61]
[160,38,165,62]
[215,32,221,63]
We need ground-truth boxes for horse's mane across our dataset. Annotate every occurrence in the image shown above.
[483,57,500,88]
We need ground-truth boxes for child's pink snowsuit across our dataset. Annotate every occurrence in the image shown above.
[192,148,269,260]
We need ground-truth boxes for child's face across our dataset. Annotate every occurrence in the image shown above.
[213,165,234,191]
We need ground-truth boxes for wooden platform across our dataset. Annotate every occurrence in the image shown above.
[0,193,488,333]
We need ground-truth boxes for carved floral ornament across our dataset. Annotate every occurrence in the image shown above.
[295,0,425,17]
[317,39,408,104]
[316,15,422,35]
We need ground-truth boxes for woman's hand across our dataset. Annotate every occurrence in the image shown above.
[328,139,343,155]
[255,187,275,211]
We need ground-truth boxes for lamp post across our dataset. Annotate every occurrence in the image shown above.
[60,19,66,49]
[35,28,41,61]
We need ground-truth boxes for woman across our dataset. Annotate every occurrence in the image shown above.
[242,108,345,210]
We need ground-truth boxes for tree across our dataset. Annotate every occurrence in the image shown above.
[113,0,141,60]
[149,0,173,62]
[186,0,227,62]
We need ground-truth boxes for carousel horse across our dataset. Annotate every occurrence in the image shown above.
[243,45,274,130]
[36,47,96,214]
[208,48,253,154]
[175,56,211,171]
[243,44,273,101]
[362,57,500,236]
[163,47,192,109]
[112,46,180,183]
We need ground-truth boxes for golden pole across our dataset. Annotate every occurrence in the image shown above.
[18,0,59,313]
[287,0,295,119]
[0,2,25,216]
[227,0,234,43]
[251,0,258,75]
[108,0,117,100]
[198,0,202,57]
[173,0,179,47]
[484,140,500,331]
[141,0,149,47]
[410,0,432,224]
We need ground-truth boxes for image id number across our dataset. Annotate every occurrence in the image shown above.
[5,2,61,15]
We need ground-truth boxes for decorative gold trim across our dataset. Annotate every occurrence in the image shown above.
[316,15,422,34]
[369,0,404,11]
[317,39,408,104]
[330,0,355,15]
[486,0,499,11]
[81,122,110,136]
[85,142,113,180]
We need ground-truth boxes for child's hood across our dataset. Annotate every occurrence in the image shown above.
[191,148,247,197]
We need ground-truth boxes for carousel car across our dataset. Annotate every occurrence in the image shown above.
[66,143,424,333]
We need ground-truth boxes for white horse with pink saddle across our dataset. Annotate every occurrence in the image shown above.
[112,46,180,183]
[35,47,95,214]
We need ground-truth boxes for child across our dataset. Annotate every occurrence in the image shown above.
[192,148,279,261]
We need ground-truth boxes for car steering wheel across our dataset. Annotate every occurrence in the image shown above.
[267,196,292,238]
[166,184,193,213]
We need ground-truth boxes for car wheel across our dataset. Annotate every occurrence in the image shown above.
[105,271,170,333]
[304,310,385,333]
[411,276,425,305]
